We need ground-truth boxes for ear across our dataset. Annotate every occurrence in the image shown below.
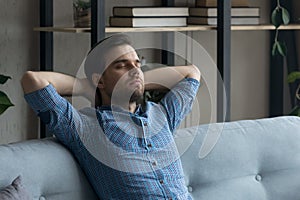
[92,73,104,88]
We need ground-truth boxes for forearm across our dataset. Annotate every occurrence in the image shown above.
[21,71,92,97]
[144,65,201,90]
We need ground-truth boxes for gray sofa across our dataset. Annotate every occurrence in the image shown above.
[1,116,300,200]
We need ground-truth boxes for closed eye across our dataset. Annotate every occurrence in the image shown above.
[114,63,126,69]
[113,59,141,69]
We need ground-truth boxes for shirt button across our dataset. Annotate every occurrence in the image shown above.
[147,143,152,148]
[159,180,164,184]
[152,161,157,166]
[255,174,262,182]
[144,122,148,126]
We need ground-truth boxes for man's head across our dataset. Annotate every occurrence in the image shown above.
[84,34,144,106]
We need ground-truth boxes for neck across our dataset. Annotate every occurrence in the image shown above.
[101,98,137,113]
[100,89,139,113]
[112,102,138,113]
[128,101,137,113]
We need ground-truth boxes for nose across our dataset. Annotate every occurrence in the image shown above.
[128,61,140,77]
[129,67,140,77]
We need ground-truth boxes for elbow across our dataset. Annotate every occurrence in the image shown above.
[21,71,36,93]
[21,71,45,94]
[21,71,35,88]
[189,65,201,82]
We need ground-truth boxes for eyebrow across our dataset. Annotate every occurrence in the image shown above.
[111,59,141,65]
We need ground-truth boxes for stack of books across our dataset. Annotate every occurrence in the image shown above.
[109,7,189,27]
[188,0,260,25]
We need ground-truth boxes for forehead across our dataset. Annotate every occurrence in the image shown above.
[105,44,137,64]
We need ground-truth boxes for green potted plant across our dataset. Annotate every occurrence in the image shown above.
[0,75,14,115]
[73,0,91,28]
[269,1,300,116]
[287,71,300,116]
[271,0,290,57]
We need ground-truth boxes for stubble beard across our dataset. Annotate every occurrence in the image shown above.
[129,89,144,103]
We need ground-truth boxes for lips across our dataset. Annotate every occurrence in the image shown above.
[128,79,143,86]
[130,80,141,86]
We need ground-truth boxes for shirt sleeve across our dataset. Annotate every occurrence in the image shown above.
[24,84,82,146]
[159,78,200,132]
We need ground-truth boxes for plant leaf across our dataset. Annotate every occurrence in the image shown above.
[271,7,283,28]
[272,41,278,56]
[287,71,300,83]
[277,41,287,57]
[290,105,300,117]
[282,7,290,25]
[73,0,91,10]
[0,91,14,115]
[0,74,11,84]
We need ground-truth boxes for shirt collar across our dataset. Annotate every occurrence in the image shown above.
[98,104,144,115]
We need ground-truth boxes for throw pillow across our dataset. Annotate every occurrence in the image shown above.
[0,175,31,200]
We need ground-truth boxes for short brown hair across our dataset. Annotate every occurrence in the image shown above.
[84,33,132,82]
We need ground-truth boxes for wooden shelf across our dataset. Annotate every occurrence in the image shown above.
[33,26,215,33]
[34,24,300,33]
[33,27,91,33]
[231,24,300,31]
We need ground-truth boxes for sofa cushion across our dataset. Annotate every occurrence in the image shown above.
[0,176,31,200]
[0,138,98,200]
[176,116,300,200]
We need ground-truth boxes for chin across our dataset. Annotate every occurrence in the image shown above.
[130,89,144,102]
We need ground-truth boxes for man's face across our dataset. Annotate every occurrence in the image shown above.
[100,44,144,103]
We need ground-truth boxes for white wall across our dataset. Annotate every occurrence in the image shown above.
[230,0,269,121]
[0,0,39,144]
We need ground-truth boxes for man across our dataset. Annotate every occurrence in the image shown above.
[22,34,200,199]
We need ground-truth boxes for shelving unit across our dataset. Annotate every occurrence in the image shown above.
[34,24,300,33]
[37,0,299,137]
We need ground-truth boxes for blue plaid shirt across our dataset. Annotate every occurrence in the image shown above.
[25,78,199,200]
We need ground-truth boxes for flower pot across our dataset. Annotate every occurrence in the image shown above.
[73,7,91,28]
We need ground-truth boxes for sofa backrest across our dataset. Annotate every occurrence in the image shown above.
[1,116,300,200]
[176,116,300,200]
[0,138,98,200]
